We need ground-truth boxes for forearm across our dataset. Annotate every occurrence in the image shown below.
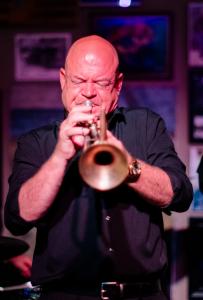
[18,106,94,222]
[18,152,68,222]
[128,159,174,207]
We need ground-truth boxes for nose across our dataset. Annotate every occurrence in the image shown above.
[81,82,97,98]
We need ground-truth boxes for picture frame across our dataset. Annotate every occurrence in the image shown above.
[119,83,176,135]
[188,3,203,67]
[14,32,72,81]
[9,82,63,138]
[189,146,203,211]
[189,69,203,143]
[90,14,172,80]
[80,0,141,7]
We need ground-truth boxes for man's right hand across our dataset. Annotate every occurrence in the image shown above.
[54,104,95,161]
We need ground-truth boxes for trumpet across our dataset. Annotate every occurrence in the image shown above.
[78,101,129,191]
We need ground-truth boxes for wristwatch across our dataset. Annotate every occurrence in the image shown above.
[127,159,141,183]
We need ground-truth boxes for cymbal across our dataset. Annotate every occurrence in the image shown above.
[0,236,29,261]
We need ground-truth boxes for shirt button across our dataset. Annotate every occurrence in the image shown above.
[109,247,114,252]
[105,216,111,221]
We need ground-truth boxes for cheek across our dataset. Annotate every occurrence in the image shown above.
[61,88,76,111]
[104,90,119,113]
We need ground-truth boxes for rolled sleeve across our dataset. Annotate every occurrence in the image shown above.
[4,132,43,235]
[145,110,193,212]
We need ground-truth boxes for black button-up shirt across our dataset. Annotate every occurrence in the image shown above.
[4,107,193,286]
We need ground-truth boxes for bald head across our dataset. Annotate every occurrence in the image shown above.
[65,35,119,72]
[60,34,123,115]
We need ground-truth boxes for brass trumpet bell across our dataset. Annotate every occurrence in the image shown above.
[79,142,129,191]
[78,101,128,191]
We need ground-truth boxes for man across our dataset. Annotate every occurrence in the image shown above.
[4,35,193,300]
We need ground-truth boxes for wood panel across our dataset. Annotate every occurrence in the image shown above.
[0,0,79,28]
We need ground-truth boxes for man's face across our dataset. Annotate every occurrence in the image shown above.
[59,43,123,116]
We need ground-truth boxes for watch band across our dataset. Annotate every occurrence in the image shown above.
[127,159,141,183]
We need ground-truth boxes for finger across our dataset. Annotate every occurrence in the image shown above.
[24,259,32,267]
[72,135,86,148]
[63,127,89,139]
[22,267,31,278]
[106,130,117,141]
[69,104,94,118]
[66,112,94,127]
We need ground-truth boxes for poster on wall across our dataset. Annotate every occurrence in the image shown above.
[90,14,172,79]
[189,146,203,211]
[15,32,72,81]
[119,84,176,135]
[189,69,203,143]
[9,83,63,138]
[188,3,203,66]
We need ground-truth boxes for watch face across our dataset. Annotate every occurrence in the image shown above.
[128,160,141,182]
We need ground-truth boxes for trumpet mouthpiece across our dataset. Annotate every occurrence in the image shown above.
[84,100,93,107]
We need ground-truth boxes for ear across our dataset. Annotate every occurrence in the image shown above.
[115,72,123,95]
[59,67,66,90]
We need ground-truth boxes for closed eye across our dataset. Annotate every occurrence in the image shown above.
[68,76,115,89]
[70,78,85,85]
[95,80,114,88]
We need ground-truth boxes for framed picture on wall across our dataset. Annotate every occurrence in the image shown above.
[188,3,203,67]
[90,14,172,79]
[119,84,176,135]
[15,32,72,81]
[189,146,203,211]
[189,69,203,143]
[9,82,63,138]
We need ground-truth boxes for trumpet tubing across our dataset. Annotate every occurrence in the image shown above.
[78,103,128,190]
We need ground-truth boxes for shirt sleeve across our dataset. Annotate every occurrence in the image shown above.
[145,110,193,212]
[4,131,43,235]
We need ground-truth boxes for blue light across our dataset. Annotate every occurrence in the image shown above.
[119,0,131,7]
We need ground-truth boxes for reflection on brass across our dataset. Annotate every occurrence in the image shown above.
[79,101,128,191]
